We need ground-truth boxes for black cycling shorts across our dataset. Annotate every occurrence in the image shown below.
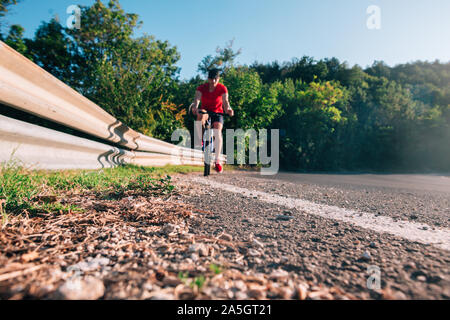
[199,109,224,125]
[209,112,224,125]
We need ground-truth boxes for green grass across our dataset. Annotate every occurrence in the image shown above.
[191,275,206,290]
[0,163,202,218]
[209,263,224,275]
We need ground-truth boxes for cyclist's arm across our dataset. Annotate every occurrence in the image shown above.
[190,90,202,115]
[222,93,234,116]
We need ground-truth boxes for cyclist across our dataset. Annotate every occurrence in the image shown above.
[190,68,234,173]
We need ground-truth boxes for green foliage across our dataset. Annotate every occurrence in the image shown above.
[219,67,282,165]
[65,0,182,137]
[191,275,206,290]
[3,24,29,57]
[0,0,18,16]
[275,79,350,170]
[248,56,450,171]
[26,19,74,84]
[209,263,223,275]
[223,67,282,130]
[178,271,189,282]
[198,39,242,76]
[0,0,19,39]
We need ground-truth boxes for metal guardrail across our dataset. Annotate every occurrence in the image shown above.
[0,115,203,169]
[0,41,224,169]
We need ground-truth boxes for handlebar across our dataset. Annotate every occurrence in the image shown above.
[197,109,231,117]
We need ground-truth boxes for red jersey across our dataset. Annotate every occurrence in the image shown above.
[196,83,228,113]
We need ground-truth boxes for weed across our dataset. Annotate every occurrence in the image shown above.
[209,263,224,275]
[190,275,206,291]
[178,271,190,283]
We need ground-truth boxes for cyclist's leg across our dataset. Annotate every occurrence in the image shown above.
[195,112,209,150]
[212,120,224,163]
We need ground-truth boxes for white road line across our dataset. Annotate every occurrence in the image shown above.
[192,177,450,251]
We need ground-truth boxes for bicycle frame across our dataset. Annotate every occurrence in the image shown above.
[198,110,225,177]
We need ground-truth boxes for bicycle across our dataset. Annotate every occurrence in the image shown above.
[197,109,227,177]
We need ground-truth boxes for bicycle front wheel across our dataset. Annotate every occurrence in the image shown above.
[204,162,210,176]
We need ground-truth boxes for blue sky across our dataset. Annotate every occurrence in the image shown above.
[3,0,450,79]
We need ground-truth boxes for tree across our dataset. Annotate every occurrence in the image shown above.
[222,67,282,131]
[26,19,74,83]
[250,61,282,84]
[65,0,182,138]
[0,0,19,37]
[275,79,349,170]
[0,0,18,16]
[3,24,30,57]
[198,39,242,76]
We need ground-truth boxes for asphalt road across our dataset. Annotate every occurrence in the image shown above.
[248,172,450,194]
[176,170,450,299]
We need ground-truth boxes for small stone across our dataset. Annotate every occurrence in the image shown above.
[179,232,194,240]
[218,233,233,242]
[57,277,105,300]
[360,251,372,261]
[248,289,265,299]
[278,287,294,299]
[280,256,289,264]
[252,239,264,248]
[269,269,289,280]
[161,224,179,236]
[163,276,183,287]
[248,249,261,257]
[369,242,377,248]
[403,262,416,270]
[295,284,308,300]
[189,243,209,257]
[234,291,248,300]
[68,257,110,273]
[190,253,199,262]
[416,275,427,282]
[143,282,153,291]
[276,215,293,221]
[233,280,247,292]
[150,292,175,300]
[393,291,408,300]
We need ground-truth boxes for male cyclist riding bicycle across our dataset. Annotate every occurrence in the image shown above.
[190,69,234,173]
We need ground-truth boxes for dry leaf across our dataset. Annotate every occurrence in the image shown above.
[21,251,40,262]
